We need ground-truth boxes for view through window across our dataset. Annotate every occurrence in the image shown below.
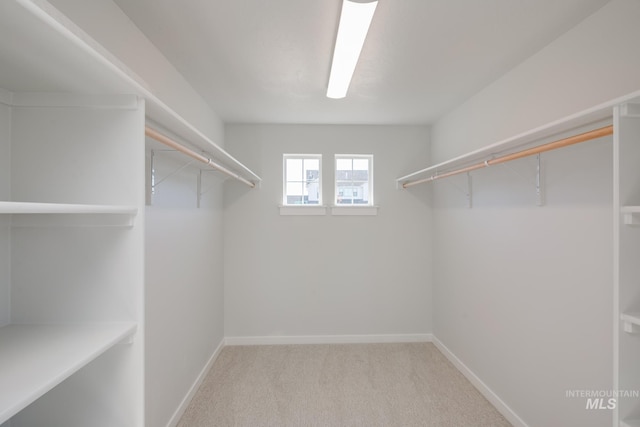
[335,155,373,205]
[283,155,321,205]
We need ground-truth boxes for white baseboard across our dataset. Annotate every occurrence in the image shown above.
[224,333,433,346]
[166,337,226,427]
[431,336,529,427]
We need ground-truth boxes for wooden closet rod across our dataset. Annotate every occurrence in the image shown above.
[402,125,614,189]
[145,126,256,188]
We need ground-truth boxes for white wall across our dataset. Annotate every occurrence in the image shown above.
[145,148,225,427]
[433,141,613,427]
[224,124,432,340]
[432,0,640,163]
[430,1,640,426]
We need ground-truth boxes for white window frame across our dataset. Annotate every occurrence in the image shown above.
[334,154,374,207]
[282,154,323,207]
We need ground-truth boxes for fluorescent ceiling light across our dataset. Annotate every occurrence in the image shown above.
[326,0,378,99]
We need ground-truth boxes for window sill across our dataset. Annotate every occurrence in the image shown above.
[331,206,378,216]
[279,205,327,216]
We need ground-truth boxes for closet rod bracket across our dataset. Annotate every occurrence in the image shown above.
[149,149,196,190]
[498,154,544,206]
[442,172,473,208]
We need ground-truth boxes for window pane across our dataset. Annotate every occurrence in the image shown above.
[336,182,354,205]
[286,158,302,181]
[353,169,368,181]
[286,182,304,204]
[306,181,320,203]
[304,158,319,171]
[336,157,352,182]
[284,155,322,205]
[352,182,368,203]
[303,159,319,184]
[335,155,373,206]
[336,171,350,181]
[353,158,368,171]
[336,158,352,171]
[286,182,304,195]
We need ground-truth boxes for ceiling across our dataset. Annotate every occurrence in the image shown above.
[113,0,610,125]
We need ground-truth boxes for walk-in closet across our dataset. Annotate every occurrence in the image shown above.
[2,0,640,426]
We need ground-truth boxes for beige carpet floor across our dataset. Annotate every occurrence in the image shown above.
[177,342,512,427]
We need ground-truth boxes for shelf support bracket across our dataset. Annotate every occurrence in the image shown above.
[498,154,544,206]
[623,212,640,226]
[152,153,195,189]
[623,320,640,334]
[148,149,198,206]
[196,170,227,208]
[442,172,473,208]
[623,322,640,334]
[621,313,640,334]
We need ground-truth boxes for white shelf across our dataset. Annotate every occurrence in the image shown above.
[622,206,640,226]
[396,90,640,186]
[0,201,137,215]
[0,0,260,186]
[0,202,138,226]
[621,420,640,427]
[621,312,640,334]
[0,322,136,424]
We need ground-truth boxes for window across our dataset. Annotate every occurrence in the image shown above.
[335,155,373,206]
[283,154,322,205]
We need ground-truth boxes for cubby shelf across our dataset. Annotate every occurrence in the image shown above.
[0,201,138,215]
[0,322,137,424]
[0,202,138,227]
[621,206,640,226]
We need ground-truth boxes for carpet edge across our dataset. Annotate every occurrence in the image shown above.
[431,336,529,427]
[166,337,226,427]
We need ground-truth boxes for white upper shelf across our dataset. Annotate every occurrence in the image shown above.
[0,0,260,185]
[397,90,640,186]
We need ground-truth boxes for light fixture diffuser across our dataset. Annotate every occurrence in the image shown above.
[326,0,378,99]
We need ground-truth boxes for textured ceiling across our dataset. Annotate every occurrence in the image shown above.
[113,0,610,125]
